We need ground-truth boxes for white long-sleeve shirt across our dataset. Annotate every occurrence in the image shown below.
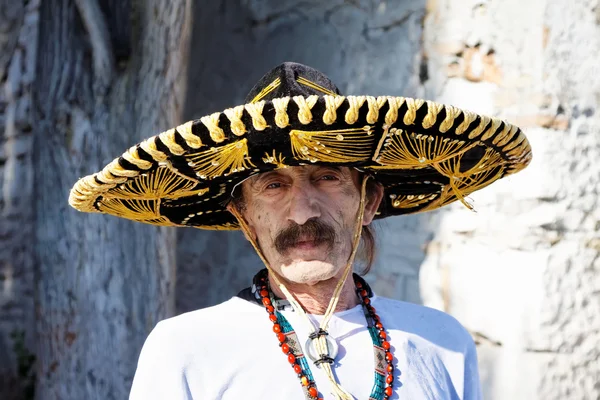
[130,295,481,400]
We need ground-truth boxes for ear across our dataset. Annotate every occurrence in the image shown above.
[226,202,257,242]
[362,182,384,226]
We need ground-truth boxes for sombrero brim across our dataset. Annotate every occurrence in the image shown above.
[68,95,532,230]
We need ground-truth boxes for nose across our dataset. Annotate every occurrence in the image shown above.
[287,181,321,225]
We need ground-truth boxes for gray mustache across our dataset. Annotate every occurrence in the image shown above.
[274,219,336,254]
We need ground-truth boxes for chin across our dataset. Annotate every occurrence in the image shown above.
[280,260,341,285]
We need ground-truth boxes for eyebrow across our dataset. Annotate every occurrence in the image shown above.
[252,166,345,185]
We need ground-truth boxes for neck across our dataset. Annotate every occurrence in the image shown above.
[269,271,360,315]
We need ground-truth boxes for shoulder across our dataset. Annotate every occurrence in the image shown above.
[373,296,475,354]
[142,297,261,352]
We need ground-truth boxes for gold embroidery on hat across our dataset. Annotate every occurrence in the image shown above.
[122,146,153,170]
[99,160,134,180]
[365,96,379,124]
[422,101,444,129]
[139,137,168,162]
[93,163,207,225]
[273,97,291,128]
[506,138,529,158]
[468,115,491,139]
[371,129,477,169]
[187,138,255,180]
[223,105,247,136]
[507,150,531,174]
[439,105,461,133]
[176,120,203,149]
[290,126,374,163]
[403,98,426,125]
[455,110,478,135]
[98,198,172,225]
[422,166,504,211]
[503,132,526,152]
[296,76,338,96]
[293,95,319,124]
[245,101,268,130]
[194,221,239,231]
[381,96,404,126]
[106,165,205,200]
[163,184,226,209]
[251,78,281,103]
[323,95,345,125]
[481,118,503,141]
[262,150,287,168]
[490,122,510,145]
[390,193,440,209]
[495,124,518,147]
[201,112,225,143]
[345,96,366,124]
[159,128,186,155]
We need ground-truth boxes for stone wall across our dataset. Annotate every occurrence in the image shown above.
[420,0,600,399]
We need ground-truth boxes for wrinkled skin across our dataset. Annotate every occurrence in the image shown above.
[227,166,383,313]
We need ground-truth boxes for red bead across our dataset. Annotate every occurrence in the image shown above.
[355,282,363,289]
[373,314,380,322]
[266,305,275,313]
[363,298,371,305]
[385,386,393,397]
[277,333,286,342]
[288,354,296,364]
[281,343,290,354]
[269,314,278,322]
[360,289,368,297]
[375,322,383,329]
[273,324,281,333]
[262,298,271,306]
[382,340,390,350]
[293,364,302,374]
[386,374,394,384]
[385,351,393,362]
[260,289,269,298]
[369,306,376,313]
[379,331,387,339]
[387,364,394,373]
[308,387,318,397]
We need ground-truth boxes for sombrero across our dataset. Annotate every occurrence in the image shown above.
[68,62,532,229]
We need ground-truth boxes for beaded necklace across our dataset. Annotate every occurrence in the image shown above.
[250,269,395,400]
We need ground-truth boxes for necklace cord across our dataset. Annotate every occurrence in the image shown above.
[229,175,370,400]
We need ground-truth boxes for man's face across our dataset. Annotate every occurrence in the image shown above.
[231,166,382,285]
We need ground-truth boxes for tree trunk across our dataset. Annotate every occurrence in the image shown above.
[0,1,38,399]
[32,1,190,399]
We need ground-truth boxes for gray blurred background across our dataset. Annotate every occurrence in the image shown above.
[1,0,598,399]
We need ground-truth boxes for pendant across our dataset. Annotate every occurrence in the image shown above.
[304,334,339,368]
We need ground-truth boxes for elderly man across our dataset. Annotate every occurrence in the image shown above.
[69,62,532,400]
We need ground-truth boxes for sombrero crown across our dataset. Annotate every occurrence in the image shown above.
[69,62,532,229]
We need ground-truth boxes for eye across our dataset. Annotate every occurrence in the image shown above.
[318,174,339,181]
[266,182,282,189]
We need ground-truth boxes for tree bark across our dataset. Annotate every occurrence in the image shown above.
[32,0,190,399]
[0,1,38,399]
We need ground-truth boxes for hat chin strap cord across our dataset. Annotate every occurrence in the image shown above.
[230,177,370,400]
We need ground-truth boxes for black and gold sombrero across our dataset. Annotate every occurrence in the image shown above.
[68,62,532,230]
